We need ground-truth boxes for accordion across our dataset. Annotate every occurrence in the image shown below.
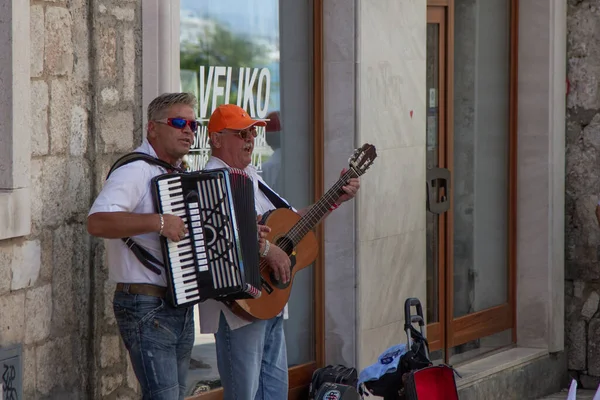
[150,168,262,308]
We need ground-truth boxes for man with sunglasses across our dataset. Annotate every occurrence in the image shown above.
[87,93,270,400]
[199,104,361,400]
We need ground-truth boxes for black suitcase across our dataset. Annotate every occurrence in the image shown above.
[313,382,362,400]
[309,364,359,399]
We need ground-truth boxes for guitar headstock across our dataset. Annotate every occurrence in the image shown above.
[348,143,377,176]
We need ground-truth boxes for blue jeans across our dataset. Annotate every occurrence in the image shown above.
[113,291,195,400]
[215,312,288,400]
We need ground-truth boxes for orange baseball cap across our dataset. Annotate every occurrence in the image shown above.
[207,104,266,133]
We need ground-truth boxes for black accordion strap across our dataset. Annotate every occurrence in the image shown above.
[258,181,291,210]
[106,151,185,180]
[105,151,182,276]
[122,238,163,275]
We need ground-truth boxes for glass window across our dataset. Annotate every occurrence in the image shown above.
[179,0,314,394]
[453,0,510,318]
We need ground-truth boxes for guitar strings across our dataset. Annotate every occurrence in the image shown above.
[285,167,359,244]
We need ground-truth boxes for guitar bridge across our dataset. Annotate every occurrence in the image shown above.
[261,277,273,294]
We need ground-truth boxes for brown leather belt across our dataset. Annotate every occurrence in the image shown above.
[115,283,167,298]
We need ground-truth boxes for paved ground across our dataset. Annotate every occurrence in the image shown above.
[538,389,598,399]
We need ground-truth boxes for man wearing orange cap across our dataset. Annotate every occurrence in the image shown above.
[199,104,361,400]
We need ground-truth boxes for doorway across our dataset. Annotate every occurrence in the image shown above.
[425,0,518,364]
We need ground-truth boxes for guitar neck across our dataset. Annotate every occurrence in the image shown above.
[287,168,359,245]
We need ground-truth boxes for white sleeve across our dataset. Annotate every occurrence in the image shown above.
[88,162,152,215]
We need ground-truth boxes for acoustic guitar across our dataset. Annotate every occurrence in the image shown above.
[227,143,378,321]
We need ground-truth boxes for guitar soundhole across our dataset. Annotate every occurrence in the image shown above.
[275,236,294,255]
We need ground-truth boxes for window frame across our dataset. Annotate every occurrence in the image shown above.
[142,1,325,397]
[0,0,32,241]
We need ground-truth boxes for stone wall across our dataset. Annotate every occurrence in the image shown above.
[90,0,144,398]
[0,0,143,398]
[566,0,600,390]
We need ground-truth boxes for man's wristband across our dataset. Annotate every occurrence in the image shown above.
[158,214,164,236]
[261,240,270,257]
[329,203,339,212]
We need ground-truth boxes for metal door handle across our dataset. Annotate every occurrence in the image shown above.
[426,167,451,214]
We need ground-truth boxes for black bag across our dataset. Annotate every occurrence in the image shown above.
[314,382,362,400]
[309,365,359,399]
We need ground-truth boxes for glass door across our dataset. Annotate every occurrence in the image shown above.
[426,0,517,364]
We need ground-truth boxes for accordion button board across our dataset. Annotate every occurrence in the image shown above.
[152,168,261,308]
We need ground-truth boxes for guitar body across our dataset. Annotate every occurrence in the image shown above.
[229,207,319,321]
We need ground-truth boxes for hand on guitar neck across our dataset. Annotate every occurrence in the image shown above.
[336,167,361,205]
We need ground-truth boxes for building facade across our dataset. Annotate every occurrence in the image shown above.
[0,0,592,399]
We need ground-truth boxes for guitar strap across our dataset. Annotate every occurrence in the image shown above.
[105,152,185,275]
[258,181,292,210]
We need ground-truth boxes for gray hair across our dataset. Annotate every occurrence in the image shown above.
[147,92,198,121]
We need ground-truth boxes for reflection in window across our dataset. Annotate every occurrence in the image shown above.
[179,0,314,395]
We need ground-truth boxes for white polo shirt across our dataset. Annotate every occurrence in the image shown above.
[198,156,292,333]
[88,139,170,287]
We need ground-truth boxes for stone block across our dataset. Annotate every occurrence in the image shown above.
[126,356,138,390]
[104,279,116,325]
[457,350,567,400]
[70,105,88,156]
[589,318,600,375]
[44,6,73,76]
[100,335,121,368]
[583,291,600,319]
[37,233,54,287]
[568,319,586,370]
[51,224,75,333]
[70,0,89,82]
[65,157,92,216]
[101,373,123,397]
[111,6,135,21]
[566,259,600,282]
[100,111,134,152]
[117,395,137,400]
[580,374,600,390]
[30,5,45,77]
[30,159,44,232]
[574,281,586,299]
[41,155,68,226]
[50,78,72,154]
[98,26,117,79]
[11,240,41,290]
[0,241,13,296]
[101,87,120,106]
[31,80,49,156]
[25,284,52,344]
[36,338,75,395]
[123,29,135,102]
[23,346,36,397]
[0,292,25,346]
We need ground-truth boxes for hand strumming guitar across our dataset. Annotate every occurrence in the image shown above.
[264,244,291,284]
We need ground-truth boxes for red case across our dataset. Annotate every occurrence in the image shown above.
[403,365,459,400]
